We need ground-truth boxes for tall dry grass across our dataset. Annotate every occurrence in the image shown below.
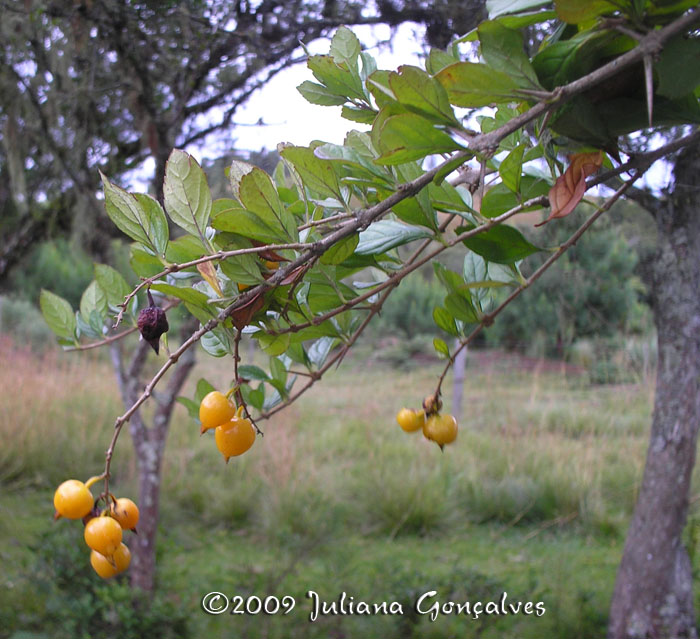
[0,334,662,540]
[0,337,124,487]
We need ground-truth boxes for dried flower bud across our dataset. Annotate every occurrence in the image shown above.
[423,394,442,416]
[137,290,169,354]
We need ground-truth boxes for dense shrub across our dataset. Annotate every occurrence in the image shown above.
[373,273,446,339]
[9,238,94,309]
[7,526,190,639]
[0,295,55,349]
[486,213,648,357]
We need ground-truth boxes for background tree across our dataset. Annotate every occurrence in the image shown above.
[0,0,486,276]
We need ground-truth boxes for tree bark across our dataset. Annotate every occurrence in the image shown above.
[110,321,196,594]
[608,142,700,639]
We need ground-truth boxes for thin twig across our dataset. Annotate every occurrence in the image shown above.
[266,195,550,337]
[113,241,312,327]
[432,175,641,401]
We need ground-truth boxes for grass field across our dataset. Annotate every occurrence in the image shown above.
[2,334,699,638]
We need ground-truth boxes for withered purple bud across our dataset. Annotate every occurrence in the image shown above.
[137,290,169,354]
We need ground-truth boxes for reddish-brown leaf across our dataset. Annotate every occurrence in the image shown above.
[230,291,265,331]
[537,151,604,227]
[251,240,289,263]
[279,265,305,286]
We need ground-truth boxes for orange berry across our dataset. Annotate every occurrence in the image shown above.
[396,408,425,433]
[423,414,458,447]
[90,543,131,578]
[54,479,94,520]
[84,516,123,557]
[199,391,237,434]
[215,416,256,462]
[110,498,139,531]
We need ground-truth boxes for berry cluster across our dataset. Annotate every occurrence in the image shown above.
[199,391,256,462]
[53,478,139,579]
[396,395,458,450]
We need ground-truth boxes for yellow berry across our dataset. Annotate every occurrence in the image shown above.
[199,391,236,434]
[90,543,131,578]
[423,414,458,447]
[110,498,139,531]
[84,516,123,557]
[396,408,425,433]
[54,479,94,520]
[215,416,256,462]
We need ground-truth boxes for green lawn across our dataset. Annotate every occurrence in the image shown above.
[1,336,698,638]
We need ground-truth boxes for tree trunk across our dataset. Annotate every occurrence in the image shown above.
[131,436,165,593]
[608,143,700,638]
[110,319,196,594]
[451,339,467,424]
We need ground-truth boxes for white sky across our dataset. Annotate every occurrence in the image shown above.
[229,23,425,151]
[200,23,426,154]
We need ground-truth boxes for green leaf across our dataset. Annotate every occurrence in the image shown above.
[375,113,463,165]
[256,332,291,356]
[478,21,542,90]
[320,234,359,265]
[165,234,207,264]
[391,162,439,231]
[133,193,169,256]
[219,252,264,287]
[426,48,460,75]
[656,35,700,99]
[100,174,168,254]
[270,356,288,384]
[305,282,354,314]
[480,176,550,218]
[238,364,270,382]
[40,289,76,339]
[212,206,292,244]
[163,150,212,242]
[242,383,265,411]
[356,221,432,255]
[201,329,231,357]
[80,280,108,320]
[388,65,460,125]
[367,70,397,107]
[460,224,542,264]
[554,0,616,23]
[314,142,388,182]
[94,264,131,307]
[307,54,366,101]
[238,167,298,242]
[499,144,526,192]
[150,283,212,317]
[433,337,450,358]
[195,378,216,403]
[463,251,488,285]
[487,0,550,18]
[330,26,361,72]
[297,80,347,106]
[433,262,468,296]
[176,396,200,421]
[130,246,164,278]
[436,62,521,107]
[308,336,336,368]
[281,145,344,202]
[341,105,378,124]
[445,292,480,323]
[433,306,459,336]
